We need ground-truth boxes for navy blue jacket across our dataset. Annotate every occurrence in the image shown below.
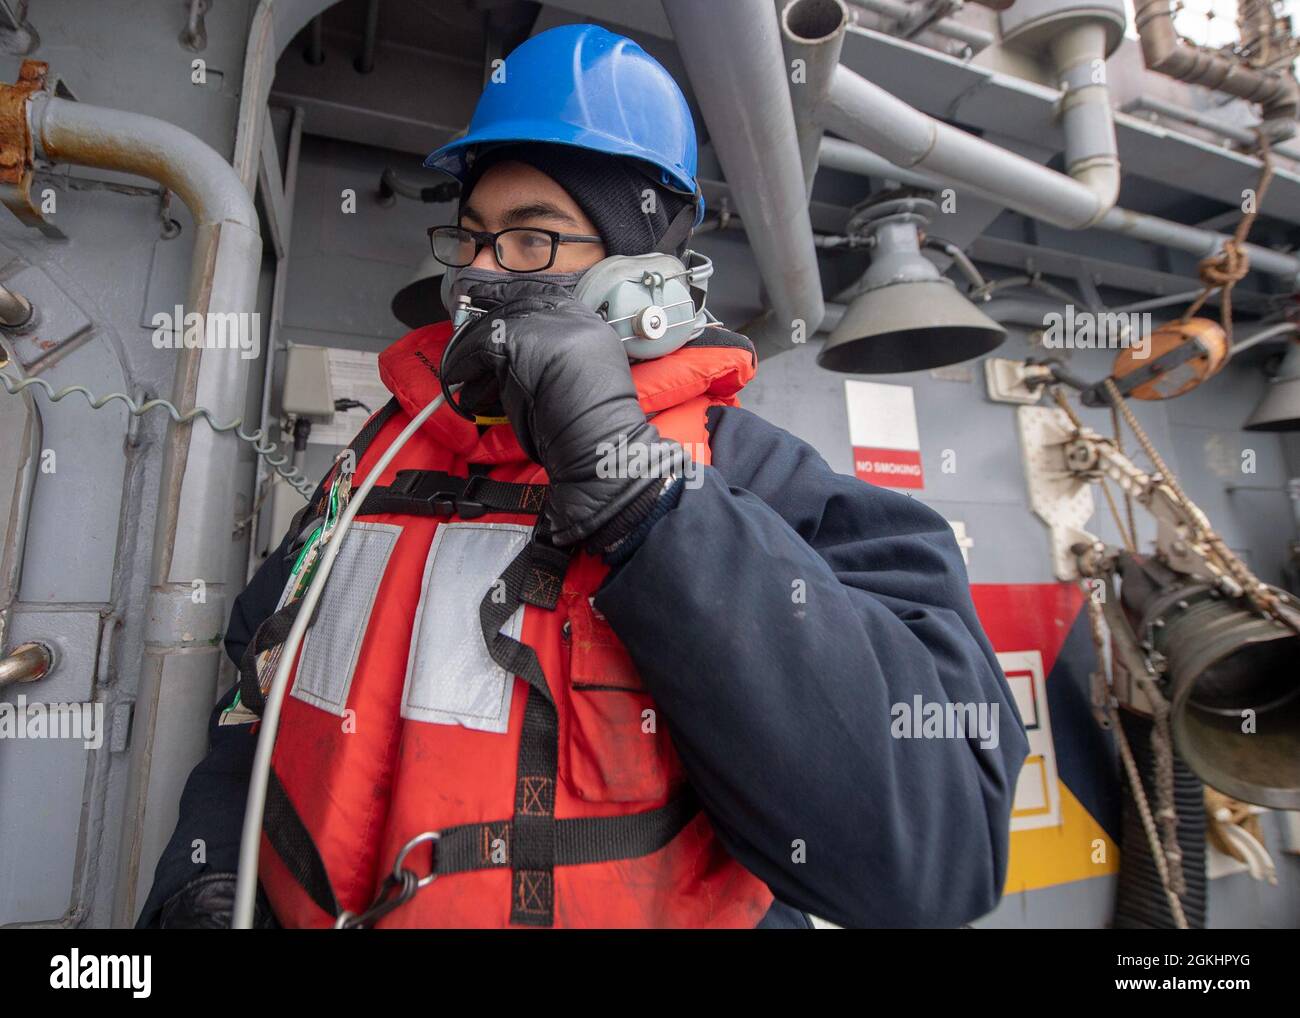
[138,403,1027,929]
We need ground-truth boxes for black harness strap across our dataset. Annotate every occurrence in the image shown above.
[357,469,548,519]
[477,510,571,925]
[237,600,303,717]
[431,790,700,875]
[263,769,341,919]
[261,777,700,925]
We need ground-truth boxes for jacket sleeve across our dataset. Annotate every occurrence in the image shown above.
[592,405,1030,928]
[135,528,296,928]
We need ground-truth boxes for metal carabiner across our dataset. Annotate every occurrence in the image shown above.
[393,830,441,890]
[331,831,441,929]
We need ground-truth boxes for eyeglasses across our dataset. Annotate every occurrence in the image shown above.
[427,225,603,273]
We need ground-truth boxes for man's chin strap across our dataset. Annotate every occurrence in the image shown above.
[653,202,697,258]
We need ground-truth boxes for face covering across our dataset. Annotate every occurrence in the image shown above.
[440,264,591,314]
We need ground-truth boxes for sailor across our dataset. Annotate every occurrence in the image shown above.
[138,23,1028,929]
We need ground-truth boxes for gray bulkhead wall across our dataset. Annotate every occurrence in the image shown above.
[0,0,271,926]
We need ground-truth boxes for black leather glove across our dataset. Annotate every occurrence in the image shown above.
[156,872,278,929]
[441,277,683,548]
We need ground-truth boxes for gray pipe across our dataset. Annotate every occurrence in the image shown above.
[663,0,825,348]
[25,92,263,922]
[818,135,1300,286]
[785,0,1118,229]
[1052,21,1120,211]
[981,298,1072,327]
[1099,205,1300,283]
[1128,94,1259,148]
[1229,321,1299,357]
[782,0,848,201]
[1125,95,1300,160]
[1111,289,1207,313]
[928,238,987,290]
[847,0,994,53]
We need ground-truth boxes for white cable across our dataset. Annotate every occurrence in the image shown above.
[232,390,446,928]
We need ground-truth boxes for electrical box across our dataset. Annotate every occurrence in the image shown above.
[282,344,336,422]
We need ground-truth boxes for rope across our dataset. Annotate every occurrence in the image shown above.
[1099,476,1137,552]
[1102,377,1299,632]
[1111,402,1139,549]
[1078,577,1189,928]
[1181,132,1275,343]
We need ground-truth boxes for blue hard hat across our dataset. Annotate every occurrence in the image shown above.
[424,24,704,226]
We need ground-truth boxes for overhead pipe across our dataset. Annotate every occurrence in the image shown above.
[1127,94,1262,149]
[818,134,1300,287]
[1133,0,1298,141]
[847,0,995,53]
[1124,94,1300,161]
[662,0,825,352]
[784,0,848,201]
[1101,204,1300,284]
[1051,20,1120,214]
[1228,321,1298,358]
[783,0,1119,230]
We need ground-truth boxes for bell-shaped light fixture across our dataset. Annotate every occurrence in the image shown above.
[818,195,1006,374]
[1244,344,1300,432]
[390,253,449,329]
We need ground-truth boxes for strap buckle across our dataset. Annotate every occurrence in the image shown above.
[390,470,489,519]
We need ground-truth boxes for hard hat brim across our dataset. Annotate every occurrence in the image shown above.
[424,124,704,227]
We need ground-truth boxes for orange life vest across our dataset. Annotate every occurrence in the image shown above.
[256,320,775,928]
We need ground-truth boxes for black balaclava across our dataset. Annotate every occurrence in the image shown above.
[459,142,694,258]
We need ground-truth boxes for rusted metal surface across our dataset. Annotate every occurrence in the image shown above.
[0,59,48,230]
[0,58,45,184]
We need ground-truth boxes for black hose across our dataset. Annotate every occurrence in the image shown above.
[1112,710,1208,928]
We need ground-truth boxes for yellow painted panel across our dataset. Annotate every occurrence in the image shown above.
[1003,780,1118,894]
